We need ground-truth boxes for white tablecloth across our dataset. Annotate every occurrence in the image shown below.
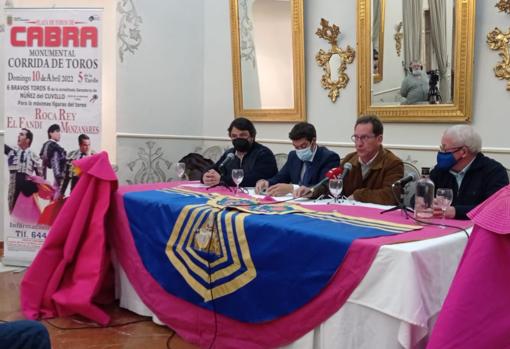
[114,228,470,349]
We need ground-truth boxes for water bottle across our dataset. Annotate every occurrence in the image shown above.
[414,167,435,219]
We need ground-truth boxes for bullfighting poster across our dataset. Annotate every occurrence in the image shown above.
[3,8,102,266]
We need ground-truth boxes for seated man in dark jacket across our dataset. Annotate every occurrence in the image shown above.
[202,117,277,187]
[255,122,340,196]
[431,125,509,219]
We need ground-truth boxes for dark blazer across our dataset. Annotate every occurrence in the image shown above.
[268,146,340,186]
[430,152,509,219]
[213,142,278,187]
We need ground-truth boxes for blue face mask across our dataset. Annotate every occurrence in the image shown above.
[436,151,457,170]
[296,146,313,162]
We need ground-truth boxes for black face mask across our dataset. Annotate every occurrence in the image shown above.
[232,138,252,152]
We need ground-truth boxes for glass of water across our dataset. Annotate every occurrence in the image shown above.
[329,178,343,203]
[175,162,186,179]
[231,169,244,195]
[436,188,453,228]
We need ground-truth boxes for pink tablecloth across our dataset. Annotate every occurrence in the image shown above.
[110,182,472,349]
[427,185,510,349]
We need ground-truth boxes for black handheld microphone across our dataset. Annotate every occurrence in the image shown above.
[393,173,417,186]
[218,153,235,170]
[341,163,353,180]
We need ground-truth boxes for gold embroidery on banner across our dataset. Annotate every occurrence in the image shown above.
[192,211,222,256]
[304,211,421,232]
[166,207,256,301]
[184,209,229,269]
[179,210,243,282]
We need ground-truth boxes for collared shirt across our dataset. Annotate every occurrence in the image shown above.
[359,151,379,179]
[450,157,476,189]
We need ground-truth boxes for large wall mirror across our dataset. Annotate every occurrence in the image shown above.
[230,0,306,122]
[358,0,475,122]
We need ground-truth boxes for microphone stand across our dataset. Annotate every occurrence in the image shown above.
[380,183,413,216]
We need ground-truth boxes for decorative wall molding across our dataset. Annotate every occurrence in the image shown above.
[238,0,256,67]
[394,21,403,57]
[315,18,355,102]
[116,132,510,155]
[487,27,510,91]
[125,141,172,184]
[496,0,510,14]
[117,132,226,141]
[117,0,143,62]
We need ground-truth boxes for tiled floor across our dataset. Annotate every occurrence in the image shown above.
[0,252,199,348]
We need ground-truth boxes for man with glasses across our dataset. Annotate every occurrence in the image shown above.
[255,122,339,196]
[297,115,403,204]
[430,125,508,219]
[202,117,278,187]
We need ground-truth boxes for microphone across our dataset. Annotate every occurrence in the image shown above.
[218,153,235,170]
[310,167,343,193]
[393,173,417,186]
[341,163,353,180]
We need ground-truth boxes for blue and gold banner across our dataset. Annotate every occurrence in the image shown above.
[123,189,419,323]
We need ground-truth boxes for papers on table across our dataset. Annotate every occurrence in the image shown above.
[178,183,209,188]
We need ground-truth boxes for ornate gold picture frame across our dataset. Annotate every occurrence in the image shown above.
[229,0,306,122]
[357,0,476,123]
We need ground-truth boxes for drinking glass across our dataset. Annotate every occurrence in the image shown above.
[175,162,186,179]
[231,169,244,195]
[436,188,453,228]
[329,178,343,203]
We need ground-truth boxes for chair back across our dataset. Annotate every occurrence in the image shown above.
[274,153,288,171]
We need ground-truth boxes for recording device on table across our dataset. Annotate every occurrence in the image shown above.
[340,163,352,180]
[217,153,235,174]
[380,173,418,215]
[393,173,417,187]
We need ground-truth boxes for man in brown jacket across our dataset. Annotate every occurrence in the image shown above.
[296,115,403,205]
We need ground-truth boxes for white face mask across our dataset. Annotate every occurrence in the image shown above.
[412,68,422,76]
[296,146,313,162]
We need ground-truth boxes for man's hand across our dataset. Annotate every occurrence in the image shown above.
[294,186,312,198]
[255,179,269,194]
[266,183,293,197]
[202,169,221,187]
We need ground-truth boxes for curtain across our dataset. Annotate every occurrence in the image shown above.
[429,0,450,102]
[372,0,381,50]
[402,0,423,70]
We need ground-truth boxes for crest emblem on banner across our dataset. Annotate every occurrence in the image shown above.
[165,204,256,301]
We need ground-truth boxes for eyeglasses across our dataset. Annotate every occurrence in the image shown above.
[439,145,463,153]
[351,134,376,143]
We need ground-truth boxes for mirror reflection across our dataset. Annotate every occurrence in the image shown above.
[238,0,293,109]
[230,0,305,121]
[372,0,384,83]
[371,0,454,106]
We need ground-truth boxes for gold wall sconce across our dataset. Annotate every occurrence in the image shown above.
[394,21,403,57]
[496,0,510,14]
[487,27,510,91]
[315,18,355,102]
